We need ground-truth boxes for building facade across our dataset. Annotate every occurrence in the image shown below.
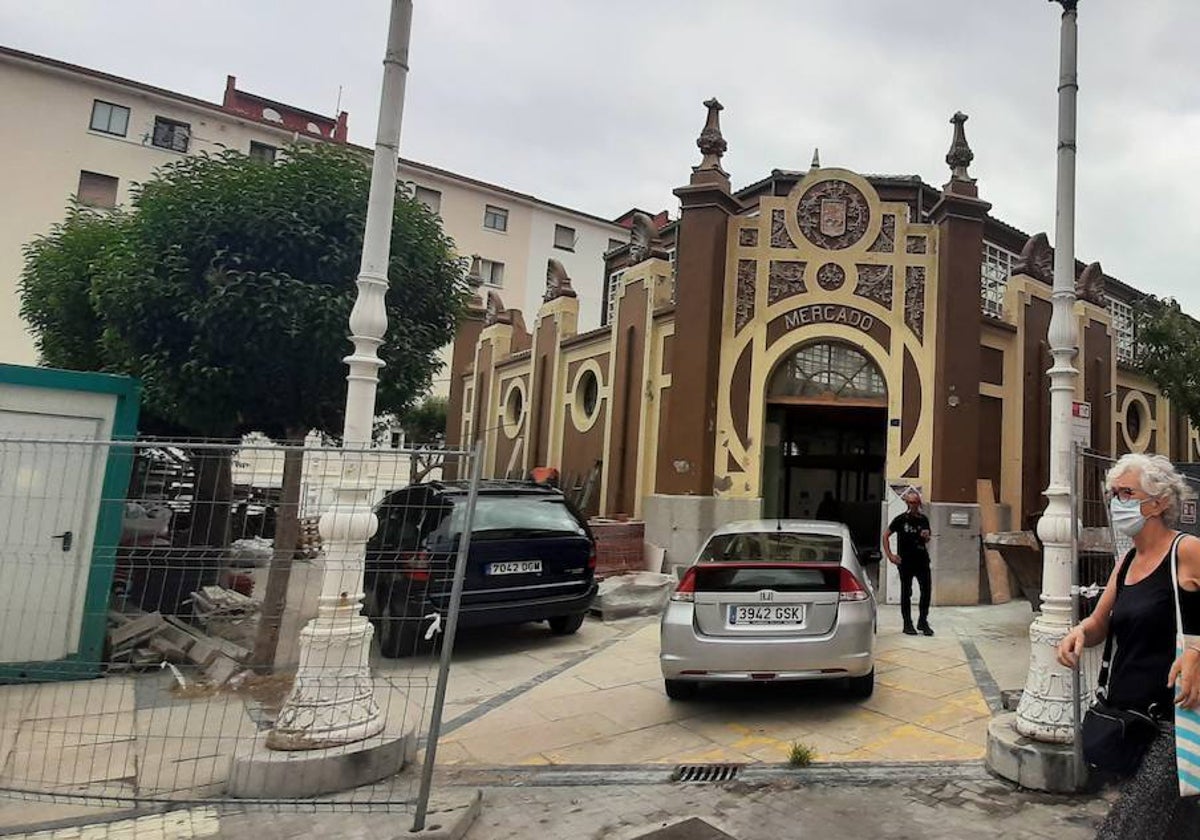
[447,101,1197,604]
[0,46,628,391]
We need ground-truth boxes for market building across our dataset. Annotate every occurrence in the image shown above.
[446,100,1199,605]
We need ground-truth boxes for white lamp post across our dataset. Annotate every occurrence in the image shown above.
[1015,0,1080,744]
[265,0,413,751]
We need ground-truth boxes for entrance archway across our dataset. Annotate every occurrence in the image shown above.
[762,341,888,560]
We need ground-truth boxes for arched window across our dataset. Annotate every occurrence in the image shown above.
[768,343,886,402]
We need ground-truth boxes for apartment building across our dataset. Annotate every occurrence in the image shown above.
[0,46,629,395]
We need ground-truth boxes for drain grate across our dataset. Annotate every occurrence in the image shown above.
[671,763,742,784]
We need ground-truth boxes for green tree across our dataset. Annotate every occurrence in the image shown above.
[20,144,467,664]
[1136,297,1200,427]
[397,395,448,444]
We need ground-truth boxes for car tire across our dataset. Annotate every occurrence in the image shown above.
[377,592,430,659]
[664,679,699,701]
[847,668,875,699]
[548,613,586,636]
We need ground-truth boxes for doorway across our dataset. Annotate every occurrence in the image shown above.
[761,342,888,560]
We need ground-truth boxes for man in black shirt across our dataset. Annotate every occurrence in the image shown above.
[883,488,933,636]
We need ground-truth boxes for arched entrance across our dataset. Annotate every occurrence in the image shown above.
[762,341,888,559]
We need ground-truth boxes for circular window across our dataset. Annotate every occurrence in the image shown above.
[570,364,604,432]
[502,383,525,439]
[1126,400,1143,445]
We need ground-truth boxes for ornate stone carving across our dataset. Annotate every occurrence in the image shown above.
[905,266,925,341]
[867,214,896,253]
[735,259,756,332]
[543,258,577,302]
[796,180,870,250]
[816,263,846,291]
[629,212,662,263]
[768,260,807,304]
[466,254,486,311]
[905,235,927,255]
[1013,232,1054,283]
[485,290,512,326]
[1076,261,1106,305]
[946,111,975,182]
[770,209,796,249]
[696,98,727,172]
[854,265,893,308]
[739,227,759,247]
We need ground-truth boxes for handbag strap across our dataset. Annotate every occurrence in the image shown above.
[1096,548,1138,696]
[1168,531,1189,640]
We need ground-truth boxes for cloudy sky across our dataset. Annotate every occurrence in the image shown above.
[6,1,1197,312]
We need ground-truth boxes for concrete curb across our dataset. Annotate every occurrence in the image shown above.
[406,789,482,840]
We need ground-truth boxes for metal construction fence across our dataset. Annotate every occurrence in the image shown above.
[0,435,480,820]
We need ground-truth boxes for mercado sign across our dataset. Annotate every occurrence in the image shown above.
[783,304,875,332]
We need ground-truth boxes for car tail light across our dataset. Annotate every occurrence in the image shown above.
[839,568,869,602]
[671,567,697,602]
[403,549,431,582]
[587,545,597,571]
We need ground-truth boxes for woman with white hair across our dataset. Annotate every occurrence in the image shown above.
[1057,453,1200,838]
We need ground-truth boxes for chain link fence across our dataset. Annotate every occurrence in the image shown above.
[0,435,477,819]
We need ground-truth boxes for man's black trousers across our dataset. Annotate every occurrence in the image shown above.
[899,558,931,628]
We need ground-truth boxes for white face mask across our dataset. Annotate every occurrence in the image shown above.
[1110,496,1147,536]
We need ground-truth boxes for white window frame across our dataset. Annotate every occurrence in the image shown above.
[480,259,505,288]
[415,186,441,214]
[981,242,1017,319]
[605,269,625,326]
[553,224,576,251]
[483,204,508,232]
[1109,296,1136,364]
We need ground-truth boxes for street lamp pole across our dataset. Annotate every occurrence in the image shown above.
[1015,0,1080,744]
[266,0,414,750]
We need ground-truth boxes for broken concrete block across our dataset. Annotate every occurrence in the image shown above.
[110,611,165,650]
[205,655,241,686]
[591,572,675,621]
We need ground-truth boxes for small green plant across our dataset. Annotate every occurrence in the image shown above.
[788,741,816,767]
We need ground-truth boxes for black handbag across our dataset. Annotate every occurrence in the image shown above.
[1079,543,1175,776]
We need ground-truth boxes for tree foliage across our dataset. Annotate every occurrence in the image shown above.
[397,395,448,445]
[1136,296,1200,427]
[19,144,467,438]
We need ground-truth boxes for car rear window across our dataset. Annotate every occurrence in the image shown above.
[693,565,839,592]
[698,532,843,564]
[447,496,586,540]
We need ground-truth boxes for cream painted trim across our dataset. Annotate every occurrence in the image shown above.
[641,321,674,512]
[500,376,528,440]
[980,383,1004,400]
[567,359,606,433]
[1119,389,1154,453]
[714,168,939,501]
[981,319,1019,513]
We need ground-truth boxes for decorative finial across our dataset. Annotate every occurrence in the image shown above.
[629,212,661,263]
[543,258,577,302]
[810,148,821,169]
[696,98,727,172]
[946,111,974,182]
[466,254,485,310]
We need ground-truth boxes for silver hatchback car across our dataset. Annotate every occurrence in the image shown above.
[659,520,877,700]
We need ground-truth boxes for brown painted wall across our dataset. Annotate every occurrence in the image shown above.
[492,373,528,478]
[606,282,648,514]
[560,356,609,517]
[980,346,1004,386]
[1083,318,1113,456]
[929,191,990,503]
[656,186,738,496]
[979,395,1003,491]
[1022,298,1052,528]
[443,314,485,479]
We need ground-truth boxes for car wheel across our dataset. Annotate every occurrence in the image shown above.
[548,613,585,636]
[378,593,427,659]
[664,679,699,701]
[847,668,875,699]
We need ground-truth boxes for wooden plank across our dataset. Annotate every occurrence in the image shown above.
[977,480,1012,604]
